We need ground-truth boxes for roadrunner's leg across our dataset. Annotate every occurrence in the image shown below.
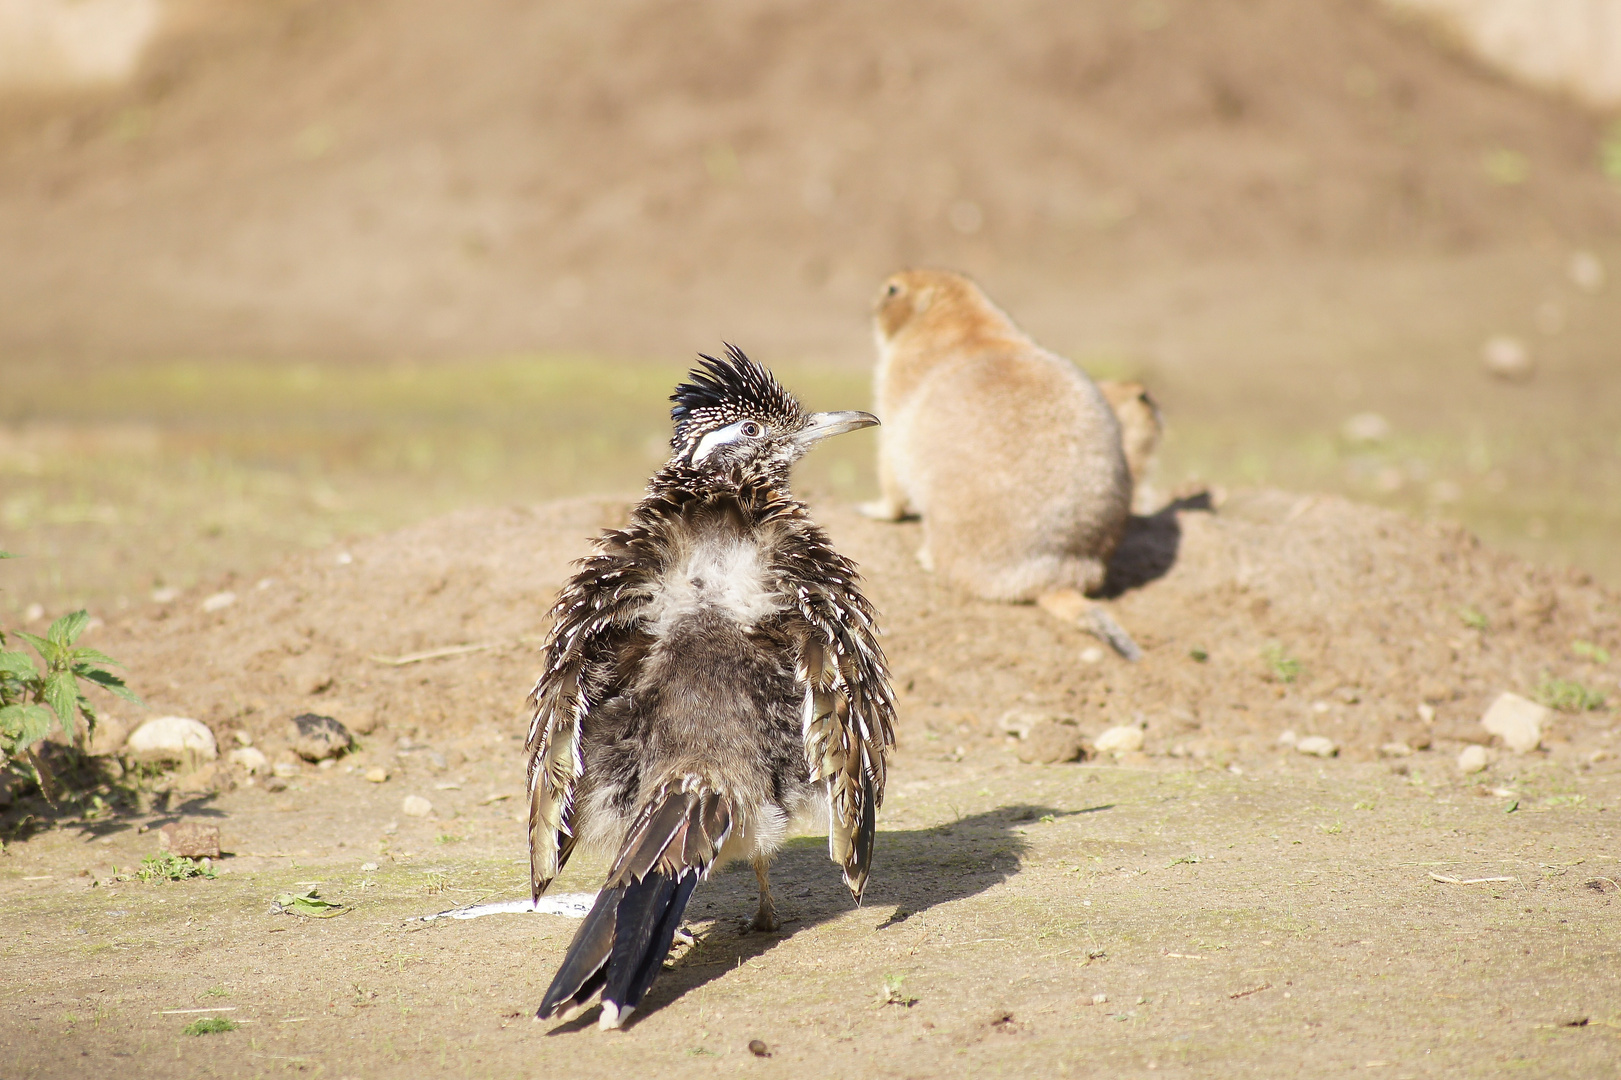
[749,854,779,932]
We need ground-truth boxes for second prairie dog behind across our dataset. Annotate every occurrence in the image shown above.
[864,269,1133,601]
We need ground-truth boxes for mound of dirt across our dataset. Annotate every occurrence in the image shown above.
[2,0,1617,360]
[90,488,1619,779]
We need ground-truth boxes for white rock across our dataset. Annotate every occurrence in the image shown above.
[1094,725,1144,755]
[998,710,1041,739]
[126,716,218,761]
[1079,646,1105,664]
[1457,745,1492,774]
[1569,250,1605,293]
[1276,730,1299,747]
[200,591,236,613]
[1481,692,1548,754]
[402,795,433,817]
[150,586,181,604]
[1481,335,1533,380]
[228,747,269,774]
[1378,741,1414,758]
[360,862,379,872]
[1342,412,1390,444]
[1295,735,1338,758]
[272,761,299,778]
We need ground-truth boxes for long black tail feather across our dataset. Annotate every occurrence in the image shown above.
[605,871,699,1015]
[535,781,732,1027]
[536,886,622,1020]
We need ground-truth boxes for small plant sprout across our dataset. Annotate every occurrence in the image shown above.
[1261,643,1301,684]
[1,602,142,797]
[881,974,918,1007]
[1572,640,1612,665]
[1457,607,1488,631]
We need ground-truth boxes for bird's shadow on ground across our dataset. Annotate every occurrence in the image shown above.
[550,802,1097,1032]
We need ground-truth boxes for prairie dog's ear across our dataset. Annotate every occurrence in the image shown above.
[912,286,935,318]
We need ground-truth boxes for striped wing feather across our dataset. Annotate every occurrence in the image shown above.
[525,538,657,902]
[784,529,895,902]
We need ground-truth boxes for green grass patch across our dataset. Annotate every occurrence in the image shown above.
[1535,677,1607,713]
[182,1016,236,1036]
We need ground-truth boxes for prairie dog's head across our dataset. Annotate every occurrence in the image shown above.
[1096,379,1163,485]
[873,269,1019,349]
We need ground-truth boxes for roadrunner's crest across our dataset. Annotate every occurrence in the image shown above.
[525,345,894,1029]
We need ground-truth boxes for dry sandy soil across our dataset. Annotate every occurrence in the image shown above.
[2,489,1618,1077]
[2,3,1619,1076]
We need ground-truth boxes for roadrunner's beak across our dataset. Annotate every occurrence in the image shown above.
[796,411,879,447]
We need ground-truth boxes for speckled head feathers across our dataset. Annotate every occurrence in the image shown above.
[670,345,805,450]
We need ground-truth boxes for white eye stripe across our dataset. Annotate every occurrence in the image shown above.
[692,420,751,465]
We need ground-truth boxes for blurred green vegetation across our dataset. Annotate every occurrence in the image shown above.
[0,355,877,616]
[0,352,1616,622]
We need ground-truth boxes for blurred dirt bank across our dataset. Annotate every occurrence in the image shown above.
[0,0,1617,363]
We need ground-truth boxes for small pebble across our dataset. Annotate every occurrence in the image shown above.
[1092,993,1108,1005]
[228,747,269,774]
[1341,412,1390,444]
[1480,692,1547,754]
[1457,745,1491,774]
[1569,250,1605,292]
[1276,730,1298,747]
[126,716,218,762]
[365,767,389,783]
[1093,725,1144,755]
[289,713,353,762]
[748,1039,770,1058]
[1481,335,1533,381]
[360,862,379,872]
[402,795,433,818]
[272,761,299,779]
[201,591,237,613]
[1295,735,1338,758]
[1080,646,1105,664]
[1378,742,1413,758]
[159,821,221,859]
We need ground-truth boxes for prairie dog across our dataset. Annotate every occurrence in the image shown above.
[863,269,1132,600]
[1096,379,1163,512]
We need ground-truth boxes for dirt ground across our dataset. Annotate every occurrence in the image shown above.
[2,490,1618,1077]
[3,2,1620,1076]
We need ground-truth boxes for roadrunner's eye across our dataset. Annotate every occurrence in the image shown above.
[741,422,762,437]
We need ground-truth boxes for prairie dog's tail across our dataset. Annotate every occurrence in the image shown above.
[537,780,732,1029]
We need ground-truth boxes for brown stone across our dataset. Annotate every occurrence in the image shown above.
[1015,719,1087,764]
[287,713,353,761]
[159,821,221,859]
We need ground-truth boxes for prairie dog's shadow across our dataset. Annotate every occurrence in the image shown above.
[1098,492,1212,598]
[549,803,1073,1031]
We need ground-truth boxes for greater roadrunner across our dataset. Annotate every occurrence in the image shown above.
[525,346,896,1029]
